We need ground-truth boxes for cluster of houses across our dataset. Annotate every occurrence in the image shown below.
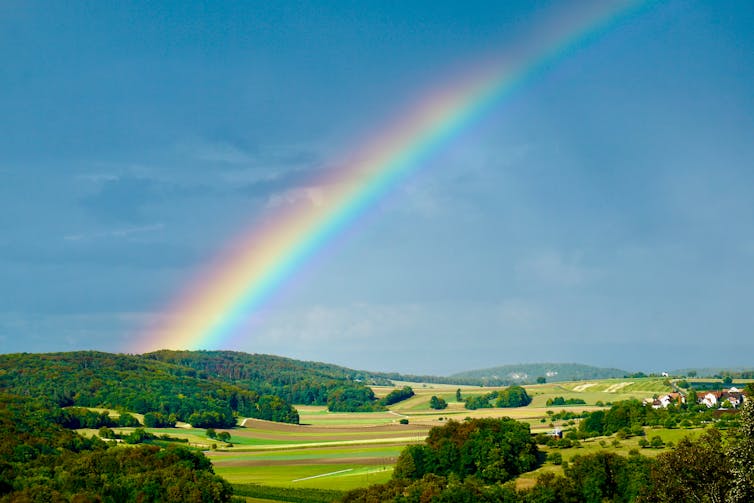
[644,387,747,409]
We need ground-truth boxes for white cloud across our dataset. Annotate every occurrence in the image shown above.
[64,223,164,241]
[266,187,325,209]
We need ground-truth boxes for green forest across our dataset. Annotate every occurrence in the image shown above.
[0,350,393,420]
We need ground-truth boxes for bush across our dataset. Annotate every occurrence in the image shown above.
[399,418,409,425]
[117,413,141,427]
[429,396,448,410]
[548,452,563,465]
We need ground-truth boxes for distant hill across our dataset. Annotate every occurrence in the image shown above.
[450,363,629,384]
[671,367,754,378]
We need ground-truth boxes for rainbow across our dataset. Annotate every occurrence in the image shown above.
[136,1,647,352]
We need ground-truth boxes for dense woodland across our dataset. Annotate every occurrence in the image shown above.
[144,350,389,411]
[0,352,299,426]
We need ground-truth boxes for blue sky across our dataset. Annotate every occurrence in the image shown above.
[1,1,753,374]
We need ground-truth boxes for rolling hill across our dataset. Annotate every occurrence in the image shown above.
[450,363,629,384]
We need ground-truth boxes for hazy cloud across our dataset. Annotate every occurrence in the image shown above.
[516,251,595,287]
[64,223,165,242]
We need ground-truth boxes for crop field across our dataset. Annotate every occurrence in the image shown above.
[203,378,672,492]
[199,415,430,491]
[75,377,688,499]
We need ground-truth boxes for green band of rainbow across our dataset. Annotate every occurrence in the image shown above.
[135,1,647,352]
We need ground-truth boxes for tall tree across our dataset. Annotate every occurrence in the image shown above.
[728,399,754,502]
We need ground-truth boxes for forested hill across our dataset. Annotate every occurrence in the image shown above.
[142,350,503,390]
[451,363,629,384]
[0,350,394,418]
[143,350,392,409]
[0,351,299,425]
[144,349,393,388]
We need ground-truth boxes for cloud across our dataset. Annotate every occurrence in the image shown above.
[266,187,325,209]
[516,251,595,287]
[79,176,160,222]
[63,223,164,242]
[184,141,254,165]
[75,173,121,183]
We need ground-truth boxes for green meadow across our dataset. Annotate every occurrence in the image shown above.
[76,377,723,499]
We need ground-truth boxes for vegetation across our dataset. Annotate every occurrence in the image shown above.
[0,393,231,501]
[145,350,386,412]
[4,351,754,502]
[429,395,448,410]
[451,363,628,384]
[380,386,415,406]
[546,396,586,406]
[326,386,384,412]
[464,385,532,409]
[344,399,754,502]
[0,351,299,425]
[232,483,343,502]
[578,399,716,437]
[393,417,540,483]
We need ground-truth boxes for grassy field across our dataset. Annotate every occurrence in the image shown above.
[76,377,696,500]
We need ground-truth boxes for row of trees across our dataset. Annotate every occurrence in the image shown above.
[380,386,415,406]
[464,386,532,410]
[50,407,141,429]
[546,396,586,406]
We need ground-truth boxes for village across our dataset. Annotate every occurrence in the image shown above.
[645,386,747,409]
